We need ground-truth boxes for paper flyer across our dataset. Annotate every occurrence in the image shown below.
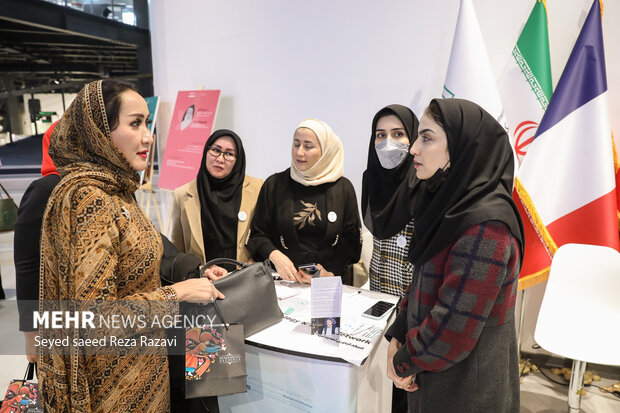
[310,276,342,339]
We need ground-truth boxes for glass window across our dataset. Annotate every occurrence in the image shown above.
[41,0,136,26]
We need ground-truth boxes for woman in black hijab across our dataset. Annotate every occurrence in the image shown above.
[170,129,263,265]
[362,104,419,413]
[362,104,419,298]
[385,98,524,413]
[169,129,263,412]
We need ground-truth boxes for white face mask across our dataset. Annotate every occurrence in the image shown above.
[375,139,409,169]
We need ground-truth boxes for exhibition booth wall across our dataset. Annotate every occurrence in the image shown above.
[148,0,620,358]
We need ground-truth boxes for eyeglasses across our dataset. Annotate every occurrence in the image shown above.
[207,146,237,161]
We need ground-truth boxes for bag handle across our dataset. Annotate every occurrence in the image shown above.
[212,301,229,331]
[23,363,36,381]
[0,182,12,200]
[201,258,272,279]
[203,257,246,269]
[200,258,247,278]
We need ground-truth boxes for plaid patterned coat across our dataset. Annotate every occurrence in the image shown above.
[386,221,520,412]
[369,218,415,297]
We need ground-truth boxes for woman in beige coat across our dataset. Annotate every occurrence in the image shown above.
[170,129,262,265]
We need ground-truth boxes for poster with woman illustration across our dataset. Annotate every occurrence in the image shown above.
[158,90,220,190]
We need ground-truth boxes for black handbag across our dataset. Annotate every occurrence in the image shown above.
[0,182,17,231]
[201,258,283,337]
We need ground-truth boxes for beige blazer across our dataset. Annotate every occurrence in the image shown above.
[170,175,263,264]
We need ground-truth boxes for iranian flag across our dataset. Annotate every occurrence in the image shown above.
[442,0,506,128]
[499,0,552,164]
[514,0,619,289]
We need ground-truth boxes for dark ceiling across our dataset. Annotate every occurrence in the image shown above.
[0,0,152,98]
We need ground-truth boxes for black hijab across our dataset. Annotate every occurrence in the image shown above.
[408,98,524,266]
[361,104,419,239]
[196,129,246,261]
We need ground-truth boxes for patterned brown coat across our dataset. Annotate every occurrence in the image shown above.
[39,80,178,412]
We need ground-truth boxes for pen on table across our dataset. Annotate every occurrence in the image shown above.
[351,324,373,336]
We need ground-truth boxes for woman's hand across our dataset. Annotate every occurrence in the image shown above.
[299,263,334,284]
[202,264,228,281]
[269,250,302,282]
[171,278,225,302]
[24,331,38,363]
[387,338,418,392]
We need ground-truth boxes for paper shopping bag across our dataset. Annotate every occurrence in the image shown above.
[185,323,247,398]
[1,363,43,412]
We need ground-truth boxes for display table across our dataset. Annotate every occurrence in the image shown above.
[219,282,398,412]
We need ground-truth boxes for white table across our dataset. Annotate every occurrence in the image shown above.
[219,283,398,412]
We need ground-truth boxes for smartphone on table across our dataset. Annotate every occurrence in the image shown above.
[362,300,395,320]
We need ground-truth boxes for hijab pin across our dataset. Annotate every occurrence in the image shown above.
[327,211,337,223]
[121,206,131,220]
[238,211,248,222]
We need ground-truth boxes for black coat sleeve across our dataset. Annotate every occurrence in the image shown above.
[323,178,362,277]
[385,308,408,344]
[15,175,60,331]
[245,175,279,261]
[159,233,201,285]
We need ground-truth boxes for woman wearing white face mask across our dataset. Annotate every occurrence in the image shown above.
[362,105,419,297]
[361,104,419,413]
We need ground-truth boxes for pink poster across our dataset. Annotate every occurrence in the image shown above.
[158,90,220,190]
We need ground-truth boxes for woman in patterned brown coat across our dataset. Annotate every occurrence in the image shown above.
[38,80,223,412]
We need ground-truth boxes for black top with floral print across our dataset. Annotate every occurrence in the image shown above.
[292,182,327,251]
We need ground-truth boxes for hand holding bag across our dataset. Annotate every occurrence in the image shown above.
[201,258,283,337]
[1,363,43,412]
[0,182,18,231]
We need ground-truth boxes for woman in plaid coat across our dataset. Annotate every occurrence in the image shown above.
[385,98,524,412]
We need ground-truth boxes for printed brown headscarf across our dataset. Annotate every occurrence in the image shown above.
[41,80,145,305]
[49,79,140,193]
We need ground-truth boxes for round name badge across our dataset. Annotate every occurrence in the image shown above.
[396,235,407,248]
[327,211,337,223]
[238,211,248,222]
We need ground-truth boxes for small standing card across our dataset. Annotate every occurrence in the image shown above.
[310,276,342,339]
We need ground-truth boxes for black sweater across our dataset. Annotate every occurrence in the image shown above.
[246,169,362,283]
[15,174,60,331]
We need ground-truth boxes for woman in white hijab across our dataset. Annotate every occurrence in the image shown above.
[246,118,362,284]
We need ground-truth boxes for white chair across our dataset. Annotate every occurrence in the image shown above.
[534,243,620,412]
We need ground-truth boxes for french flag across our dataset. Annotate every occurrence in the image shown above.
[514,0,619,289]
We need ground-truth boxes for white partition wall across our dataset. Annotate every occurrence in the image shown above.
[149,0,620,356]
[150,0,620,189]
